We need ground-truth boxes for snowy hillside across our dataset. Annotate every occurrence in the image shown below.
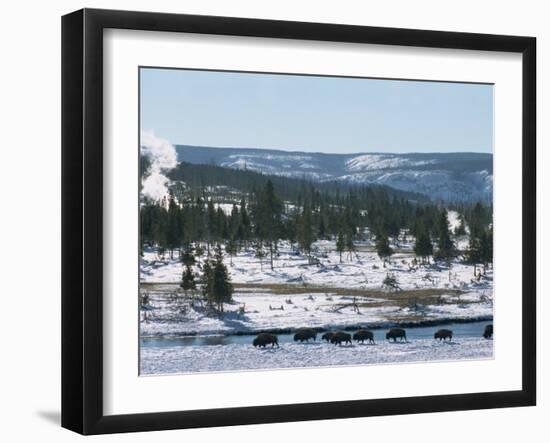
[176,145,493,202]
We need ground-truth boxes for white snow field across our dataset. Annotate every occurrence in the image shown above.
[139,236,493,338]
[139,286,492,337]
[140,335,493,375]
[139,234,493,373]
[140,238,490,291]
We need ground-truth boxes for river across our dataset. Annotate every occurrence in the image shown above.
[140,320,493,375]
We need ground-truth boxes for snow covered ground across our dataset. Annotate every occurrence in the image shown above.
[141,237,490,292]
[140,335,493,375]
[139,237,493,337]
[139,234,493,373]
[140,286,492,337]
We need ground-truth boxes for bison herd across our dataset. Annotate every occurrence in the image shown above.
[253,324,493,348]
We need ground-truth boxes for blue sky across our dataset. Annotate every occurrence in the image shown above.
[140,68,493,154]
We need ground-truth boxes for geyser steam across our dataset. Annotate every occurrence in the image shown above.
[140,130,177,201]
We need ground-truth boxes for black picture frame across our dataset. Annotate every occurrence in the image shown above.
[62,8,536,435]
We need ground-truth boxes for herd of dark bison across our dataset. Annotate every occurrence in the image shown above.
[252,324,493,348]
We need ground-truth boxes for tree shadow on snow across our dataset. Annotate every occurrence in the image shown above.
[221,311,249,330]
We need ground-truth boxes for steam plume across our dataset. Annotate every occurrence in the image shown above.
[140,130,177,201]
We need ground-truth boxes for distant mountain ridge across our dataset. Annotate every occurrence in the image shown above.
[175,145,493,202]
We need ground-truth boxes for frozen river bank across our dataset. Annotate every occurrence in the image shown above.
[140,321,493,375]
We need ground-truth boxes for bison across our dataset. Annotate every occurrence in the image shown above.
[386,328,407,342]
[322,332,335,342]
[483,324,493,339]
[353,329,375,344]
[330,331,352,346]
[293,328,317,343]
[253,333,279,348]
[434,329,453,341]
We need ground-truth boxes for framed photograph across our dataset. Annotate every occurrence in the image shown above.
[62,8,536,435]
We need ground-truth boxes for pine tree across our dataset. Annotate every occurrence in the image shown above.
[345,231,356,262]
[414,225,433,264]
[454,214,467,236]
[254,240,267,271]
[435,209,454,261]
[200,245,232,316]
[180,264,196,297]
[154,207,168,259]
[180,243,195,267]
[465,236,482,276]
[479,227,493,274]
[375,233,393,265]
[217,206,229,239]
[166,192,182,259]
[195,197,206,242]
[297,203,314,261]
[210,245,233,316]
[467,202,490,239]
[256,180,283,270]
[230,203,240,237]
[140,203,159,248]
[225,236,238,266]
[206,199,216,253]
[201,259,213,305]
[239,197,250,248]
[336,231,345,263]
[318,216,326,239]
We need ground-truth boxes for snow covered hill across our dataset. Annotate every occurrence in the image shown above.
[176,145,493,202]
